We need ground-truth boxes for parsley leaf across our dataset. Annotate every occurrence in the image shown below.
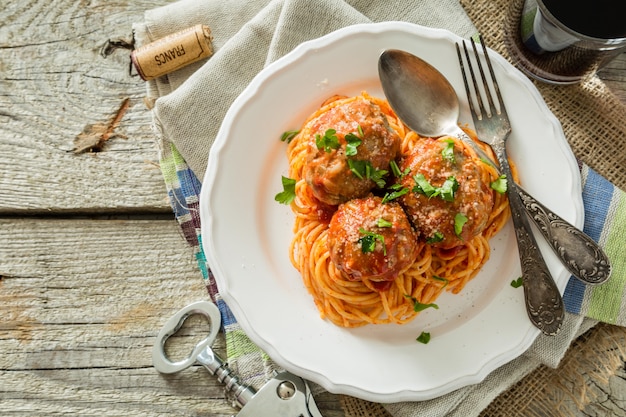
[454,213,468,237]
[344,132,362,156]
[381,184,409,203]
[441,138,456,164]
[358,228,386,255]
[369,167,388,188]
[274,176,296,205]
[405,295,439,312]
[510,277,523,288]
[432,275,449,288]
[347,159,368,179]
[377,218,393,228]
[280,129,300,143]
[390,160,410,178]
[439,176,459,202]
[348,160,387,188]
[490,174,508,194]
[426,231,444,244]
[413,174,458,201]
[412,173,437,197]
[417,331,431,344]
[315,129,340,152]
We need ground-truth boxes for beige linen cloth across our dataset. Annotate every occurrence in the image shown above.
[133,0,624,415]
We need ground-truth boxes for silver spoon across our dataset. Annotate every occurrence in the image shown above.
[378,49,611,287]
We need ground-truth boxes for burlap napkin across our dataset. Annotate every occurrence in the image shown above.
[132,0,626,415]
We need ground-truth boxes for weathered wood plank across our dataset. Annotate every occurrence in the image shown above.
[0,0,173,214]
[0,218,346,416]
[599,53,626,103]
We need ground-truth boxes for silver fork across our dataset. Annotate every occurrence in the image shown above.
[456,36,563,335]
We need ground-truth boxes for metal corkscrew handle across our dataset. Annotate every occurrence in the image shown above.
[152,301,256,409]
[152,301,324,417]
[516,186,612,285]
[495,143,564,335]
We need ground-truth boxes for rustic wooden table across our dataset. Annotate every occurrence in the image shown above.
[1,1,624,416]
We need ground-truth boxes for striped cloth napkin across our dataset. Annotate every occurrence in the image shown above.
[158,143,271,387]
[563,164,626,324]
[137,0,625,415]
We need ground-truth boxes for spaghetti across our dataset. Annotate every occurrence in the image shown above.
[284,92,513,328]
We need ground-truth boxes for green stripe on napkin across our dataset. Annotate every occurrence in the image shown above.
[587,193,626,323]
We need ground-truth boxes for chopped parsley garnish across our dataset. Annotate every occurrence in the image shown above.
[347,160,387,188]
[480,157,498,169]
[377,218,393,228]
[432,275,449,288]
[510,277,523,288]
[490,174,508,194]
[412,173,438,197]
[381,184,409,203]
[274,176,296,205]
[280,129,300,143]
[315,129,340,152]
[358,228,386,255]
[405,295,439,312]
[344,132,362,156]
[390,160,410,178]
[426,231,444,244]
[454,213,468,237]
[441,138,456,164]
[413,174,458,201]
[416,331,431,344]
[439,176,459,202]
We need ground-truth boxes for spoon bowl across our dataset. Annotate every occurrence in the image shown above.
[378,49,460,137]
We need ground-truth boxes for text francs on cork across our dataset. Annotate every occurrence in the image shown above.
[131,24,213,81]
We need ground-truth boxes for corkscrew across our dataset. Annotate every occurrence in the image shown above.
[152,301,323,417]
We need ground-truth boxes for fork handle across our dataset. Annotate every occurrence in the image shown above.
[516,186,611,285]
[494,144,564,335]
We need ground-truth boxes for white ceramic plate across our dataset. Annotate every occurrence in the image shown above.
[200,22,582,402]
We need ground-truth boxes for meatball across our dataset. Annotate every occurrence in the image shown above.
[328,196,419,287]
[397,137,494,249]
[303,96,400,206]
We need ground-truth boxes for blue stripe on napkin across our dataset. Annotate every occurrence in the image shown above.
[563,166,611,314]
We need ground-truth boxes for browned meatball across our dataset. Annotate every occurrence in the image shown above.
[328,196,419,288]
[397,137,494,249]
[303,97,400,206]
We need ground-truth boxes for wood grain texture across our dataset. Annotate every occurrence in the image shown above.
[0,0,172,214]
[599,53,626,103]
[0,218,345,416]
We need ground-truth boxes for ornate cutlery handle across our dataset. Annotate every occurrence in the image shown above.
[509,183,564,335]
[495,143,564,335]
[516,186,611,285]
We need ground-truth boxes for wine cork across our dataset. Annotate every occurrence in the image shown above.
[131,24,213,81]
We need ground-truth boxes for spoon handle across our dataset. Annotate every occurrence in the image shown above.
[509,183,564,335]
[516,186,612,285]
[493,142,564,335]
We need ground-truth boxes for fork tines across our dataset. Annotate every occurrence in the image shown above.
[456,35,507,121]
